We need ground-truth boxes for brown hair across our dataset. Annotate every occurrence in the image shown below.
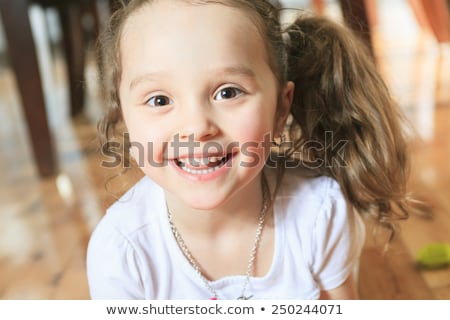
[98,0,412,239]
[283,16,411,239]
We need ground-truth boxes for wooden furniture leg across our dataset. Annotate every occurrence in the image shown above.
[83,1,102,39]
[58,3,86,117]
[420,0,450,43]
[0,0,57,177]
[409,0,432,31]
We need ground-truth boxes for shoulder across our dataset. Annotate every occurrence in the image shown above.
[96,176,164,236]
[272,167,344,217]
[86,176,165,298]
[270,168,365,291]
[87,175,165,274]
[273,166,361,234]
[269,167,354,254]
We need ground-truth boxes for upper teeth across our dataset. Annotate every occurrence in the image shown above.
[178,156,225,165]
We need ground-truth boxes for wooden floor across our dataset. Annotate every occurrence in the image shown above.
[0,1,449,299]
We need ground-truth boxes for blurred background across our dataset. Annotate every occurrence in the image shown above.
[0,0,449,299]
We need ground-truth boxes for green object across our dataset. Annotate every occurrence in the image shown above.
[417,243,450,269]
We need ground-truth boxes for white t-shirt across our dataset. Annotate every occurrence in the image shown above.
[87,168,365,299]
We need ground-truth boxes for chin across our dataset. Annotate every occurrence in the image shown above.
[179,192,228,211]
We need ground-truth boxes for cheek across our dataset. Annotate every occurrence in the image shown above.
[127,118,168,164]
[232,105,276,141]
[232,119,274,167]
[232,122,270,143]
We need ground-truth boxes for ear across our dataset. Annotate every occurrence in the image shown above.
[274,81,295,136]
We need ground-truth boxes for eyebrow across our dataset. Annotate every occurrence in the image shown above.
[129,65,256,90]
[216,65,256,79]
[129,73,160,90]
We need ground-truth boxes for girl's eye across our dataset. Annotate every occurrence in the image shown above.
[214,87,243,101]
[147,95,173,107]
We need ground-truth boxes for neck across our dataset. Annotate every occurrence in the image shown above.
[164,173,266,236]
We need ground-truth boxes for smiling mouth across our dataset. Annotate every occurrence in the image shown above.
[174,153,233,175]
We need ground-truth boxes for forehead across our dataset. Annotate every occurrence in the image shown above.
[119,0,269,79]
[122,0,262,37]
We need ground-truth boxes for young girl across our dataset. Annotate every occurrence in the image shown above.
[87,0,411,299]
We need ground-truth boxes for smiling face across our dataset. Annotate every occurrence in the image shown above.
[119,0,292,210]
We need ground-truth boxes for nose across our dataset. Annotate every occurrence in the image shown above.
[177,101,219,142]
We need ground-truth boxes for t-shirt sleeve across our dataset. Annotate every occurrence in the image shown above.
[86,218,146,299]
[309,182,366,291]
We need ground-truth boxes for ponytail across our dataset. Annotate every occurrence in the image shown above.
[283,16,411,237]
